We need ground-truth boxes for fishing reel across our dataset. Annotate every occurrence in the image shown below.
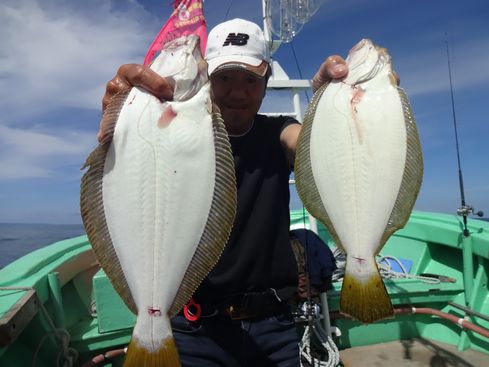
[457,205,484,218]
[294,301,322,321]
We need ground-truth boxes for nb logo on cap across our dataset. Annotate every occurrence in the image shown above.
[223,33,249,46]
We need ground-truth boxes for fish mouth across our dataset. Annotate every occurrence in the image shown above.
[350,39,370,53]
[346,39,390,86]
[354,54,387,85]
[166,35,209,102]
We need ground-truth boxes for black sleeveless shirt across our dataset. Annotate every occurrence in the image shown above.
[195,114,300,303]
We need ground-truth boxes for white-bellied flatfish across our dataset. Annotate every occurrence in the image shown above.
[80,35,236,366]
[295,39,423,323]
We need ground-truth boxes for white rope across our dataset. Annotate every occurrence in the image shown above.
[299,319,340,367]
[377,255,441,284]
[31,299,78,367]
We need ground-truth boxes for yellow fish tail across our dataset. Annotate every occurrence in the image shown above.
[340,268,394,324]
[124,336,181,367]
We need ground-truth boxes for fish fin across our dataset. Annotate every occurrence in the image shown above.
[80,85,128,169]
[294,82,345,252]
[169,111,237,316]
[99,89,132,145]
[340,264,394,324]
[124,337,181,367]
[80,88,138,315]
[378,87,423,251]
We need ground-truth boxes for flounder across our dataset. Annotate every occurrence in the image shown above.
[295,39,423,323]
[80,35,236,366]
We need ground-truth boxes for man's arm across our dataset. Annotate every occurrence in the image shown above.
[280,123,302,168]
[280,55,348,168]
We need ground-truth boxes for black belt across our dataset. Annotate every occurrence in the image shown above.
[194,289,289,320]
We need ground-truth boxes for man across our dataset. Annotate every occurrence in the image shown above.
[100,18,347,367]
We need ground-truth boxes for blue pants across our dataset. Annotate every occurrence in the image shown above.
[171,311,300,366]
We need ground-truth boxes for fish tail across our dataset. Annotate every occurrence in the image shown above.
[124,336,181,367]
[340,260,393,324]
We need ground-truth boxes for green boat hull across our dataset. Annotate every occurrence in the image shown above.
[1,211,488,366]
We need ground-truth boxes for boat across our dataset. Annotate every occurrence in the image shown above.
[1,210,488,366]
[2,2,489,366]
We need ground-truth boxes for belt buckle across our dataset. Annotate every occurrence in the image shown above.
[225,305,249,320]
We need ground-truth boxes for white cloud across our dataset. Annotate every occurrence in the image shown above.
[397,37,489,96]
[0,125,95,180]
[0,0,159,181]
[0,0,159,123]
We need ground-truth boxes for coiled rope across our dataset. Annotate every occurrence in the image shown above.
[32,298,78,367]
[299,318,340,367]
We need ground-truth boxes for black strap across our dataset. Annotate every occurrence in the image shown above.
[198,289,290,320]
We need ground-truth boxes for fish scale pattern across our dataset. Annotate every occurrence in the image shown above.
[294,82,343,251]
[378,87,423,250]
[80,89,138,314]
[169,110,236,316]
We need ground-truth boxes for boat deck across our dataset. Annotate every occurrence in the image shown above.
[339,338,489,367]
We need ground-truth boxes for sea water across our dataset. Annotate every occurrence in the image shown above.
[0,218,487,270]
[0,223,85,269]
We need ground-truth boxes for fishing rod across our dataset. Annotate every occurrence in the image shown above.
[445,35,483,237]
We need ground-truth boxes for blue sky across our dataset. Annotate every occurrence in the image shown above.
[0,0,488,224]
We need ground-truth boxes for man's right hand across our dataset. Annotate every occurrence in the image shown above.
[98,64,174,142]
[311,55,348,93]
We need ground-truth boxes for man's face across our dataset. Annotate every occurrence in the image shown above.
[210,69,266,131]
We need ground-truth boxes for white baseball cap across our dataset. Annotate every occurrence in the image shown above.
[205,18,271,77]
